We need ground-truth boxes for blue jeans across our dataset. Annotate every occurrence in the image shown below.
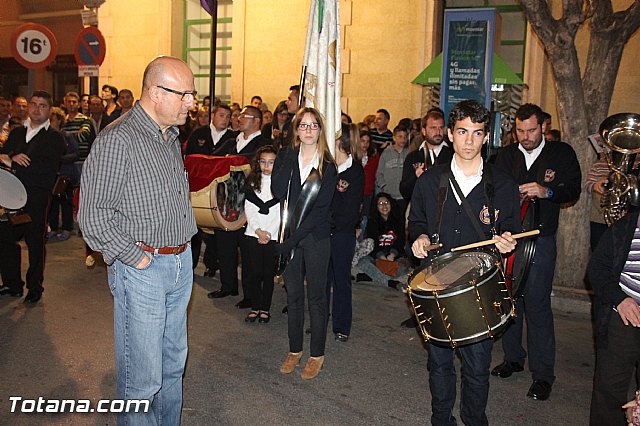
[108,247,193,425]
[428,339,493,426]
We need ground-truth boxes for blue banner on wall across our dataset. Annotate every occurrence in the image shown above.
[440,9,496,119]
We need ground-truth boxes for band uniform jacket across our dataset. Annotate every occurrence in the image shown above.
[494,141,581,236]
[408,162,521,254]
[400,143,453,201]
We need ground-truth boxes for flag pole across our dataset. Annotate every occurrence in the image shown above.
[206,0,219,103]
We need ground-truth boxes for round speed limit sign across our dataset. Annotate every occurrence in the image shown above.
[10,23,58,69]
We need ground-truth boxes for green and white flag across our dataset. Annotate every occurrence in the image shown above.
[302,0,341,155]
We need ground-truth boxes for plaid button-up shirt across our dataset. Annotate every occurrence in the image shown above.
[79,102,197,266]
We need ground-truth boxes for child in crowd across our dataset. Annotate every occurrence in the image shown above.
[243,145,280,323]
[376,126,409,214]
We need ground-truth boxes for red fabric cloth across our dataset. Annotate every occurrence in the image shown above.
[184,155,250,192]
[363,153,380,196]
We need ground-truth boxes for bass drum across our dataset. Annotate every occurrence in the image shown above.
[504,198,539,300]
[186,155,250,232]
[0,167,27,210]
[407,250,514,348]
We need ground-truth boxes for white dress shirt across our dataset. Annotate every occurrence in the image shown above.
[450,155,483,204]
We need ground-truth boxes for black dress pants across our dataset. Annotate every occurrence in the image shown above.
[216,228,249,298]
[191,229,219,270]
[0,191,50,294]
[244,237,276,311]
[284,233,330,357]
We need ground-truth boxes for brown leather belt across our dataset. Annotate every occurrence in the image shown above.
[138,242,189,255]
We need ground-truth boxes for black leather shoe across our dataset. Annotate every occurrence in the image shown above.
[24,291,42,304]
[335,333,349,342]
[0,287,23,297]
[527,380,552,401]
[207,290,239,299]
[203,268,217,278]
[235,298,251,309]
[491,361,524,378]
[400,316,417,328]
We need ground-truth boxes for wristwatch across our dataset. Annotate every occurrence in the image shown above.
[546,188,554,199]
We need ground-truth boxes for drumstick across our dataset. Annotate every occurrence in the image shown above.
[450,230,540,252]
[423,243,443,252]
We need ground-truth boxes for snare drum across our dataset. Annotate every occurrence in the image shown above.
[185,155,250,232]
[407,250,514,348]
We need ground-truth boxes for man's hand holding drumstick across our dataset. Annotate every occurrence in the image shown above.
[411,234,441,258]
[412,232,517,258]
[493,232,517,254]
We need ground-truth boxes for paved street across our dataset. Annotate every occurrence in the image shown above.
[0,235,594,425]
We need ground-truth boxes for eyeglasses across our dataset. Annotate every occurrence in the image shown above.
[298,122,320,131]
[239,114,258,119]
[377,201,390,206]
[258,159,275,166]
[156,85,197,102]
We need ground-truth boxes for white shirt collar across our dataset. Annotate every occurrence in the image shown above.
[518,137,546,170]
[450,155,483,203]
[209,123,228,146]
[299,149,319,183]
[420,141,444,164]
[337,154,353,174]
[24,118,50,143]
[236,130,261,153]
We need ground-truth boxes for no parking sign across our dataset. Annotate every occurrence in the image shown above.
[74,27,106,67]
[10,23,58,69]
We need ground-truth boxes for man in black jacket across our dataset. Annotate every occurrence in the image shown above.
[491,103,582,401]
[400,109,453,202]
[588,210,640,425]
[208,105,270,306]
[185,103,237,278]
[0,91,65,304]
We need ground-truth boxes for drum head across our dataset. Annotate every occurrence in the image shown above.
[410,251,499,292]
[505,199,538,299]
[212,170,247,230]
[0,168,27,209]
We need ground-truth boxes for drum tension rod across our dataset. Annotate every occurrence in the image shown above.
[407,289,434,342]
[433,291,456,348]
[471,279,494,339]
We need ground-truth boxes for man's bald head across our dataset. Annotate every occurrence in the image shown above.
[142,56,193,93]
[139,56,196,129]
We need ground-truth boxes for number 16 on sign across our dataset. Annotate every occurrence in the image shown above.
[10,23,58,69]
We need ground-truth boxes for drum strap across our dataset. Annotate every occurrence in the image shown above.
[447,163,497,240]
[433,171,449,244]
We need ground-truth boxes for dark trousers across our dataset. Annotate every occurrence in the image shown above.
[191,229,218,270]
[216,228,249,297]
[500,234,557,384]
[326,231,356,336]
[244,237,276,312]
[284,233,330,357]
[590,221,608,252]
[0,191,50,294]
[590,312,640,425]
[48,187,74,232]
[428,339,493,426]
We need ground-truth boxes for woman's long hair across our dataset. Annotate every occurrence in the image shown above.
[292,107,335,178]
[245,145,278,193]
[272,100,288,129]
[336,122,363,163]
